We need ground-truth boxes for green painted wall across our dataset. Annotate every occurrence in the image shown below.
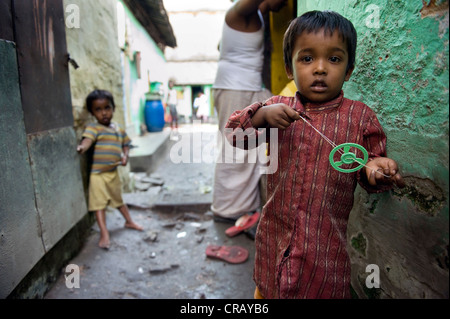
[119,0,169,136]
[297,0,448,298]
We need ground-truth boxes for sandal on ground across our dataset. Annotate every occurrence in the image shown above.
[225,212,260,237]
[205,245,249,264]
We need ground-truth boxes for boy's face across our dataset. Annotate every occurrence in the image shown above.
[91,98,114,126]
[286,29,354,103]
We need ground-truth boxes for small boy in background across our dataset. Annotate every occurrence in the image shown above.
[226,11,405,298]
[77,90,143,249]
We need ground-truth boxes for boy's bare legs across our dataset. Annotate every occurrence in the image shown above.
[95,205,142,249]
[118,204,143,231]
[95,210,110,249]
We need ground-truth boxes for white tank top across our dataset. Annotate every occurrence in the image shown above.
[213,10,265,91]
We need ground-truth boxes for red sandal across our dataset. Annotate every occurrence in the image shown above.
[225,212,260,237]
[205,245,249,264]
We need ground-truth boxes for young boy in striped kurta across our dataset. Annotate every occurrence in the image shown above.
[77,90,143,249]
[226,11,405,298]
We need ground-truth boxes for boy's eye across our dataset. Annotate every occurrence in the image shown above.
[94,105,112,113]
[301,56,313,62]
[329,56,341,63]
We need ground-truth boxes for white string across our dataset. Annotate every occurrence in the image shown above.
[297,114,391,178]
[298,114,341,151]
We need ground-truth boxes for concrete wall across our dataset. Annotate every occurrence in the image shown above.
[65,0,125,138]
[297,0,449,298]
[117,0,169,137]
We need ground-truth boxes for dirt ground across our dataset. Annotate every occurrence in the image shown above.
[44,124,258,299]
[44,208,257,299]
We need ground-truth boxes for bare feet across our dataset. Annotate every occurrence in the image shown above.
[98,236,110,250]
[125,222,144,231]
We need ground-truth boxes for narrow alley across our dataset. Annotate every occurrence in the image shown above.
[44,123,258,299]
[1,0,448,303]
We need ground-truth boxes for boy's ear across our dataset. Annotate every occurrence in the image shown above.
[285,65,294,80]
[344,66,355,81]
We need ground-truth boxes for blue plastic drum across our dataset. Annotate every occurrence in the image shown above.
[144,95,165,132]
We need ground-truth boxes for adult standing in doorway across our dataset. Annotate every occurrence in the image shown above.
[166,79,179,133]
[211,0,288,234]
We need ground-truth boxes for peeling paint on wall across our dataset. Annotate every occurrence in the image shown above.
[392,176,446,216]
[351,232,367,257]
[420,0,449,19]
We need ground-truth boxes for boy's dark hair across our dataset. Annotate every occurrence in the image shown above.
[86,90,116,114]
[283,10,357,73]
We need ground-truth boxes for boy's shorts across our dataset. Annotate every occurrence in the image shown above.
[88,170,124,211]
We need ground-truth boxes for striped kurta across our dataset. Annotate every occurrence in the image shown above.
[82,122,131,174]
[226,91,390,299]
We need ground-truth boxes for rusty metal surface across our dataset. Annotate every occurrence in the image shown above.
[0,0,14,41]
[13,0,73,134]
[0,40,45,299]
[1,1,89,298]
[27,127,87,252]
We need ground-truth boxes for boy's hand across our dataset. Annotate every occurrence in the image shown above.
[252,103,301,129]
[120,154,128,166]
[364,157,405,188]
[121,146,130,166]
[77,138,93,154]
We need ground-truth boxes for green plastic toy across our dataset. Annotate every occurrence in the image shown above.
[329,143,368,173]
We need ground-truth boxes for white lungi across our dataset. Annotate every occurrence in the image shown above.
[211,88,272,218]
